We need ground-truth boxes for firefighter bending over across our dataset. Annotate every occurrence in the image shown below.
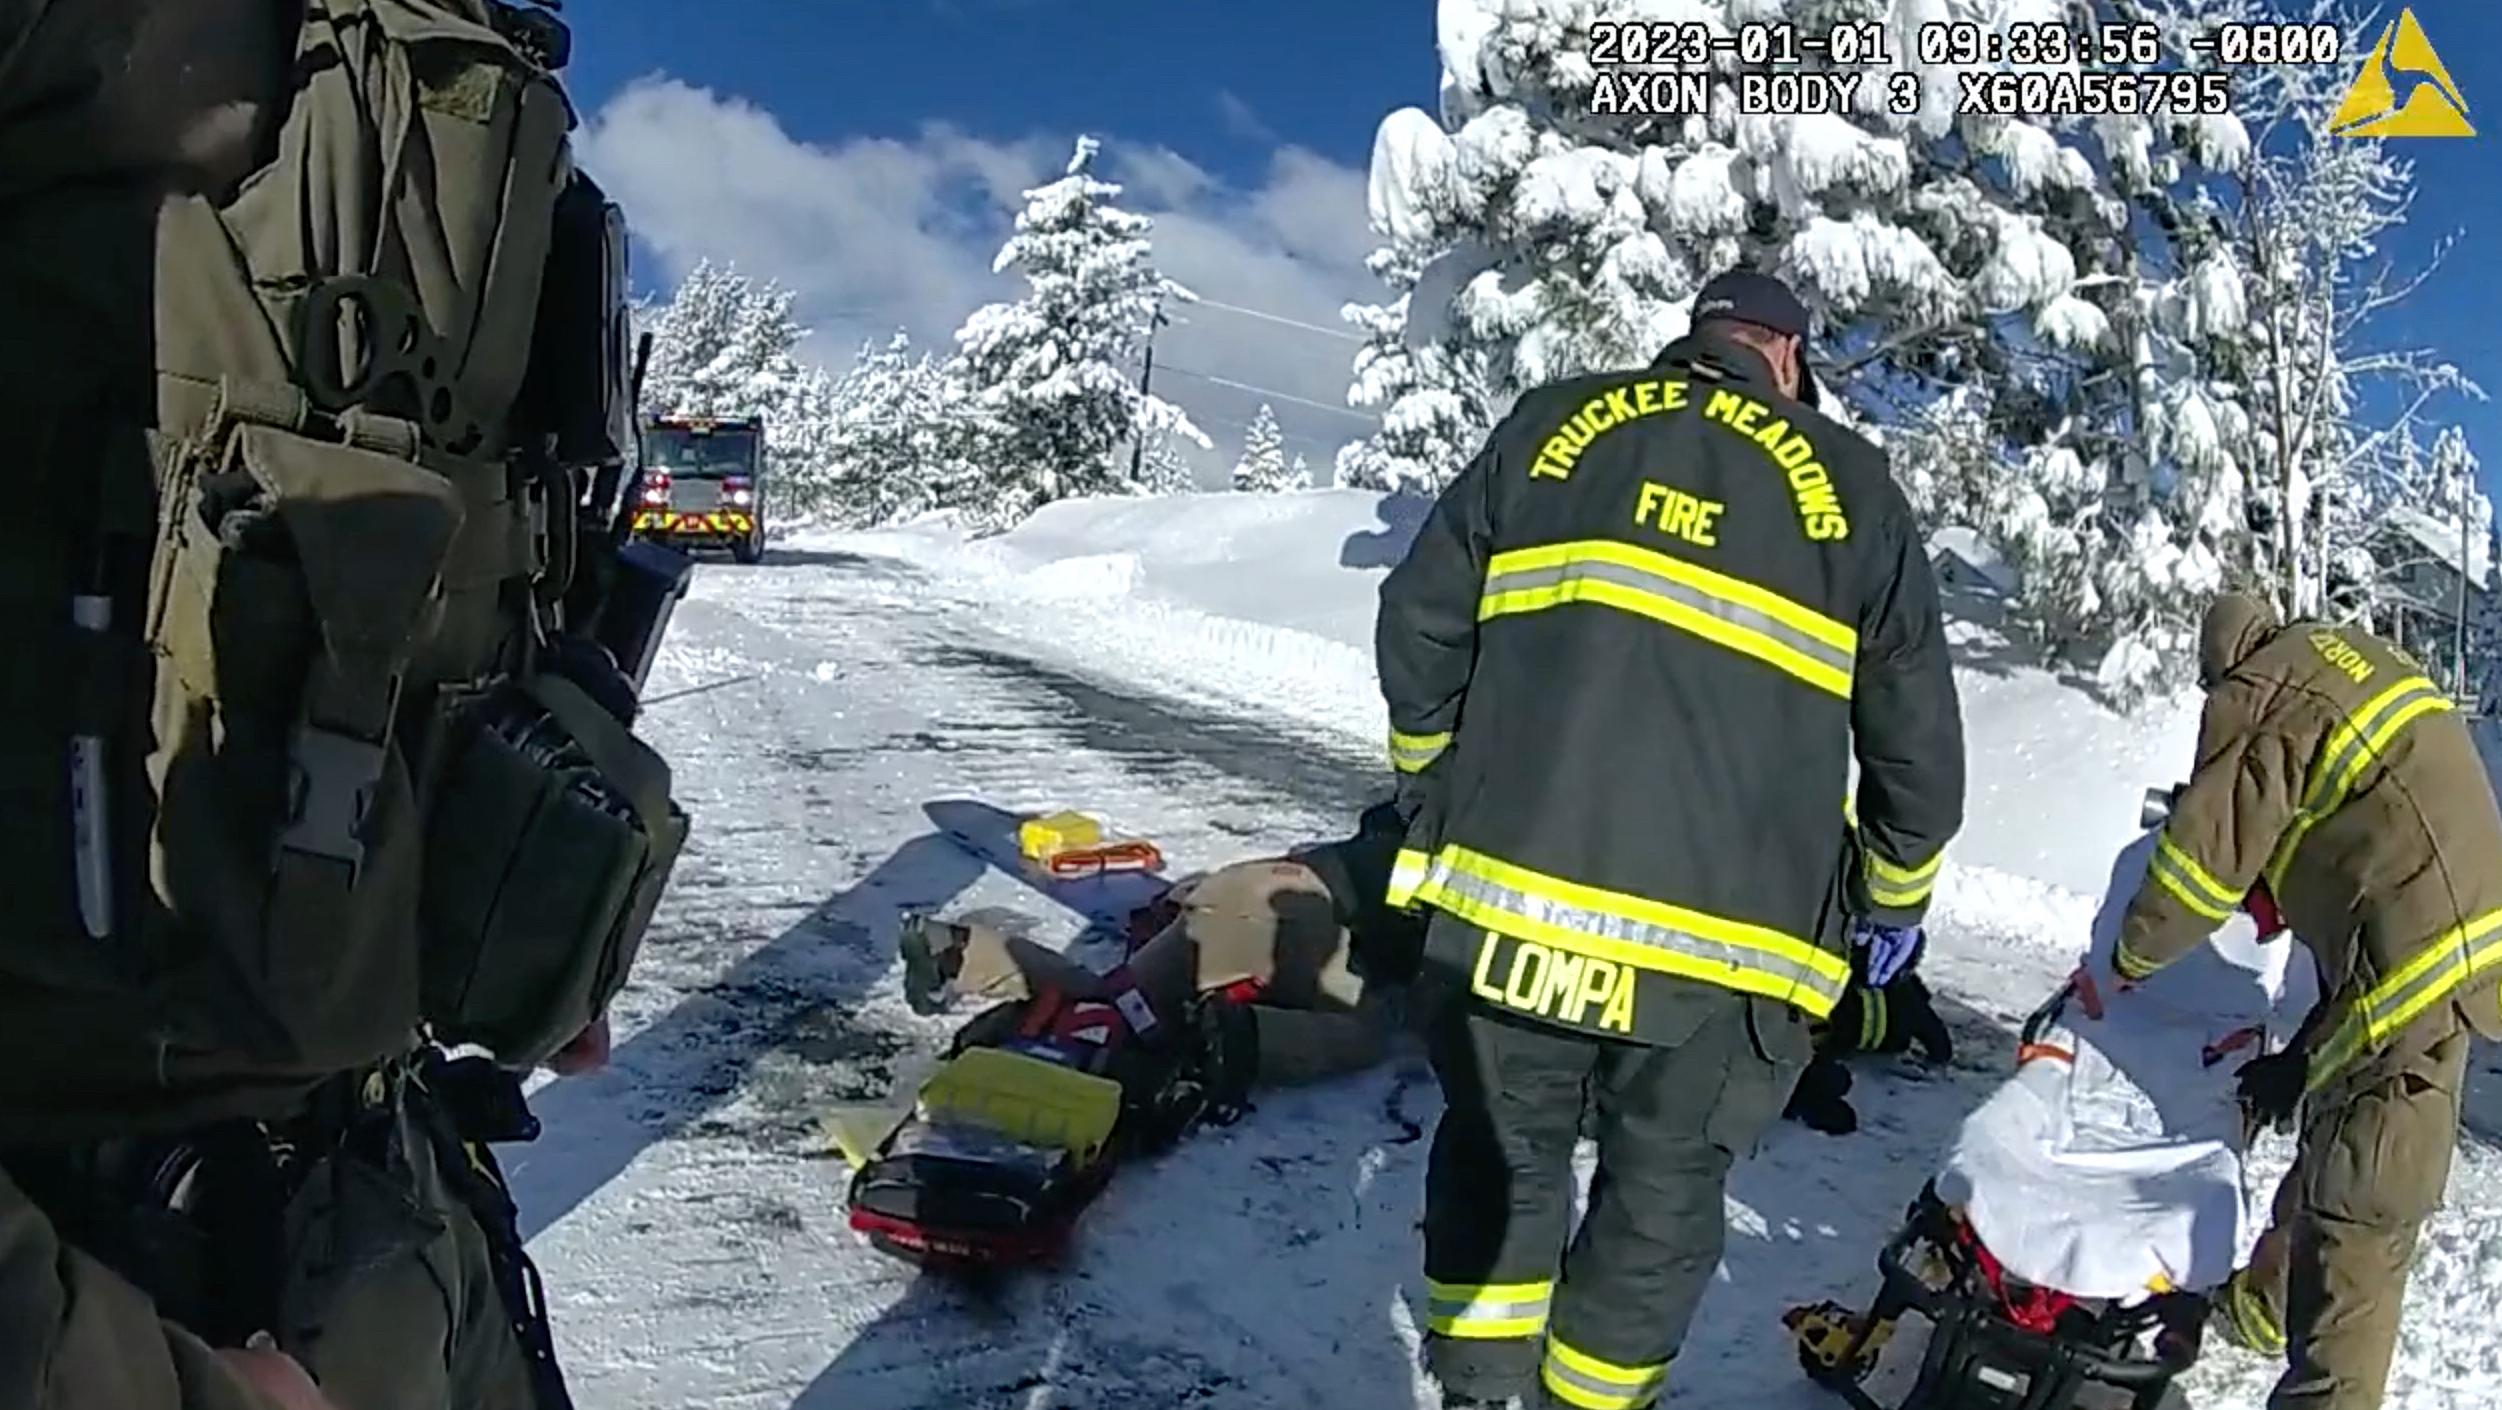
[2114,593,2502,1410]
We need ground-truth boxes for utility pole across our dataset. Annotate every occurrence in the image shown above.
[1128,299,1170,481]
[2457,500,2472,699]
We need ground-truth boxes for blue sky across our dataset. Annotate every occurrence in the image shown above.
[559,0,2500,490]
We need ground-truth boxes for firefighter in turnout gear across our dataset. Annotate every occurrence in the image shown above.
[1376,269,1966,1409]
[2111,593,2502,1410]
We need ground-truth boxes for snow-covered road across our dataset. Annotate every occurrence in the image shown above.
[509,534,2502,1410]
[512,544,1438,1410]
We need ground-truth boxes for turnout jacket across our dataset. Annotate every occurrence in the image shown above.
[1377,331,1965,1043]
[2116,618,2502,1091]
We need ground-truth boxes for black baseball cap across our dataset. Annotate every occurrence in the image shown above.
[1690,268,1821,405]
[1693,268,1810,336]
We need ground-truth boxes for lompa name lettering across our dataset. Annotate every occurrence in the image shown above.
[1473,936,1637,1033]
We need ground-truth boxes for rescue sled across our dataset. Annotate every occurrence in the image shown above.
[830,1044,1125,1268]
[1784,790,2314,1410]
[827,889,1229,1270]
[1786,1185,2207,1410]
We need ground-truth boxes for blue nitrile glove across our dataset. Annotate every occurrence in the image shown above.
[1852,920,1923,988]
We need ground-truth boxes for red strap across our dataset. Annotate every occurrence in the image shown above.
[2202,1024,2262,1067]
[1045,840,1165,877]
[1017,986,1067,1040]
[1050,1000,1126,1050]
[1958,1221,2076,1334]
[2244,882,2287,938]
[1214,978,1265,1004]
[2069,967,2106,1021]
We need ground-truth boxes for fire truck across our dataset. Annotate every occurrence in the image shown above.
[632,413,767,563]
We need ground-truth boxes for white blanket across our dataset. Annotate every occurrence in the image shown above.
[1932,831,2320,1300]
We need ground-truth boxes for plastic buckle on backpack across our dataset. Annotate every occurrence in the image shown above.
[279,725,386,872]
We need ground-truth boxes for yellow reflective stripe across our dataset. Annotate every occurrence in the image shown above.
[1406,844,1850,1019]
[1863,874,1934,909]
[2308,905,2502,1092]
[2146,840,2236,923]
[2147,864,2233,922]
[2225,1275,2286,1353]
[1478,540,1856,698]
[1859,990,1888,1049]
[2155,834,2240,917]
[1542,1334,1668,1410]
[1389,728,1451,774]
[1424,1278,1552,1339]
[2305,1009,2369,1094]
[2113,939,2165,981]
[2307,676,2448,811]
[2267,677,2453,889]
[1861,843,1942,909]
[1386,847,1430,908]
[1863,848,1942,888]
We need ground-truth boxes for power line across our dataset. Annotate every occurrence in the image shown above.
[1176,296,1366,344]
[1156,362,1380,421]
[1191,410,1357,452]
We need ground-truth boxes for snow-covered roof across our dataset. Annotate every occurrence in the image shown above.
[2382,506,2493,590]
[1930,527,2018,594]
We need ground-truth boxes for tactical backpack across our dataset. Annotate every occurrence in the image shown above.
[17,0,686,1088]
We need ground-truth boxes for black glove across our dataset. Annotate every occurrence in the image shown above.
[2236,1049,2307,1132]
[1821,975,1952,1065]
[1784,1053,1857,1135]
[1889,974,1954,1065]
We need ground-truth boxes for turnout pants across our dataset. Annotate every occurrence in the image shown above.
[2230,1010,2469,1410]
[1421,984,1805,1408]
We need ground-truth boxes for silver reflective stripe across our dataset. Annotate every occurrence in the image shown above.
[1418,854,1846,1010]
[2362,912,2502,1036]
[2309,908,2502,1092]
[1541,1345,1667,1409]
[1426,1292,1550,1329]
[1480,556,1854,685]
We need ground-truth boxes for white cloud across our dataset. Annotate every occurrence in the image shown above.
[1214,90,1279,145]
[576,76,1384,484]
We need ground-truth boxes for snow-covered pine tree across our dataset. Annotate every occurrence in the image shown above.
[1346,0,2246,704]
[1287,452,1312,488]
[1232,403,1295,492]
[816,332,980,528]
[945,136,1207,529]
[1126,393,1212,496]
[1342,0,2115,500]
[1336,241,1499,495]
[635,259,743,419]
